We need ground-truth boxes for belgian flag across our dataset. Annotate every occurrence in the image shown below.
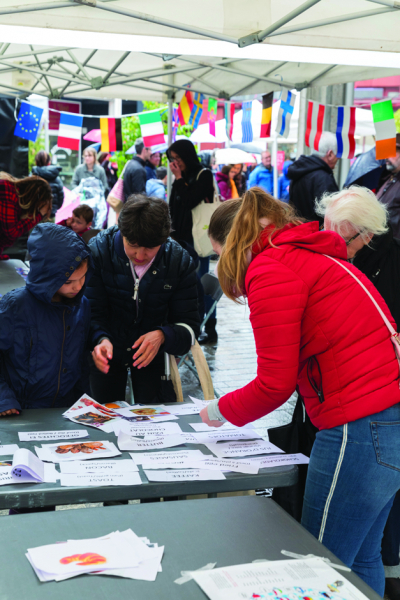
[100,117,123,152]
[260,93,273,138]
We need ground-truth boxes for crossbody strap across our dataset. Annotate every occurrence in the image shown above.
[323,254,397,337]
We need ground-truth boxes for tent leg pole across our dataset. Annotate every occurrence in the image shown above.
[167,83,174,202]
[339,82,354,190]
[273,133,278,198]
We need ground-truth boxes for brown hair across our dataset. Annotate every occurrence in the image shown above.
[221,164,241,189]
[209,198,243,246]
[119,195,171,247]
[35,151,50,167]
[218,187,302,302]
[83,147,98,163]
[0,172,52,219]
[73,204,94,224]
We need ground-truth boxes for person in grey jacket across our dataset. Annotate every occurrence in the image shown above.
[123,138,151,201]
[72,148,108,191]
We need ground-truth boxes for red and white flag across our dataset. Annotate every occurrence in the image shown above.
[305,101,325,152]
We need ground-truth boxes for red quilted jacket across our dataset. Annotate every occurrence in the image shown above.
[219,221,400,430]
[0,180,42,256]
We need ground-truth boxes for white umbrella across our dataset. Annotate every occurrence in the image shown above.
[214,148,256,164]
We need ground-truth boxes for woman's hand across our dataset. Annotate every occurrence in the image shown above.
[132,330,165,369]
[92,339,113,374]
[169,160,182,180]
[0,409,20,417]
[200,406,224,428]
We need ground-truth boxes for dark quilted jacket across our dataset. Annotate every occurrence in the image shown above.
[86,227,200,364]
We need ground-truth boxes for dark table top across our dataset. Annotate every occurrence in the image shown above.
[0,495,380,600]
[0,407,298,509]
[0,259,27,296]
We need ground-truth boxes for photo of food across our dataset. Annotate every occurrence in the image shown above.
[129,408,171,417]
[60,553,107,566]
[72,412,113,427]
[55,442,107,455]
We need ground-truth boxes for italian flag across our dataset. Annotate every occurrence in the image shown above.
[371,99,397,160]
[138,111,165,147]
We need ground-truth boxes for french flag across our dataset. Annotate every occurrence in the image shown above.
[57,112,83,151]
[335,106,356,159]
[305,100,325,152]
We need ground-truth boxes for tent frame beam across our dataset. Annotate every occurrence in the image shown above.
[231,61,287,97]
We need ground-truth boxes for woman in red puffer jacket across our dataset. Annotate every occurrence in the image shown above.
[201,188,400,596]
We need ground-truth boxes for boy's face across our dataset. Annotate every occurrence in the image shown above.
[123,237,161,266]
[53,262,88,302]
[71,215,91,233]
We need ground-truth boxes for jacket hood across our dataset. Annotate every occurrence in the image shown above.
[146,179,165,194]
[282,160,293,178]
[287,155,332,182]
[216,172,228,183]
[32,165,62,182]
[254,221,347,261]
[26,223,93,305]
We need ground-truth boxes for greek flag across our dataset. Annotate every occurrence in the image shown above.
[241,101,253,143]
[276,90,296,138]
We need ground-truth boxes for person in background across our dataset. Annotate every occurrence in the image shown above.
[0,173,51,260]
[146,167,167,200]
[288,132,339,224]
[59,204,94,236]
[234,164,247,197]
[72,148,108,192]
[32,151,64,217]
[278,159,293,202]
[216,164,241,200]
[248,151,273,194]
[168,138,217,344]
[201,187,400,596]
[145,151,161,181]
[123,138,151,201]
[316,186,400,600]
[98,152,118,191]
[0,223,93,415]
[376,134,400,239]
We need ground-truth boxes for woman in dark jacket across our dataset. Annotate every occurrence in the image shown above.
[32,151,64,216]
[318,185,400,600]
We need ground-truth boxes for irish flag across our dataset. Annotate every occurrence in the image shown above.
[138,111,165,147]
[371,99,397,160]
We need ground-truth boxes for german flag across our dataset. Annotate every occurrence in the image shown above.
[100,117,123,152]
[260,92,273,138]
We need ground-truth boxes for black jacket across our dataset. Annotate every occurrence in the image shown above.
[288,155,338,224]
[353,226,400,328]
[32,165,64,215]
[85,228,200,365]
[123,156,147,201]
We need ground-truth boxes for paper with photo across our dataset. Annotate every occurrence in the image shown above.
[103,401,130,409]
[129,449,207,465]
[35,440,121,463]
[65,407,119,433]
[19,430,89,442]
[116,406,178,422]
[114,421,182,437]
[189,422,254,432]
[60,471,142,487]
[144,469,225,482]
[205,440,284,458]
[118,432,196,451]
[186,457,260,474]
[191,429,262,444]
[246,453,310,468]
[0,444,19,455]
[60,460,138,474]
[63,394,120,417]
[167,403,201,416]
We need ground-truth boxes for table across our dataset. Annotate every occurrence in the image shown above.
[0,495,380,600]
[0,407,298,509]
[0,258,27,296]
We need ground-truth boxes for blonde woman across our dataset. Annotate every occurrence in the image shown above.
[72,147,107,191]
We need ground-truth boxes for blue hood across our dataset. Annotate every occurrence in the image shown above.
[282,160,293,178]
[26,223,93,305]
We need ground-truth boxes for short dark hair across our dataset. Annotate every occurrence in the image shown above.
[35,151,50,167]
[156,166,167,180]
[73,204,94,224]
[119,195,171,247]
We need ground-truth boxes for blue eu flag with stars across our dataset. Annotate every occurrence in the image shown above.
[14,101,43,142]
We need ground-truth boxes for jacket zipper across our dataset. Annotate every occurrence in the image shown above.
[52,309,66,407]
[307,356,325,403]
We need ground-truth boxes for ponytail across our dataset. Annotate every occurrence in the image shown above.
[218,187,301,302]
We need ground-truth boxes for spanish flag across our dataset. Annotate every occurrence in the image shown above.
[100,117,123,152]
[177,91,194,126]
[260,93,273,138]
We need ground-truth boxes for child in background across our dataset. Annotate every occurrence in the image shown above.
[0,223,102,416]
[59,204,93,236]
[145,167,167,200]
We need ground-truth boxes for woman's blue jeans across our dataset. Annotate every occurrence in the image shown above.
[301,403,400,596]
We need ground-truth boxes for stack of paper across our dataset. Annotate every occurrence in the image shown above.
[35,441,121,463]
[27,529,164,582]
[59,460,142,487]
[0,449,58,486]
[115,405,178,423]
[63,395,123,433]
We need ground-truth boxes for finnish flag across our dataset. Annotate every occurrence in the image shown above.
[276,90,296,138]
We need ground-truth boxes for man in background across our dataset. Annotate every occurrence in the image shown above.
[377,134,400,239]
[123,138,151,201]
[248,151,273,194]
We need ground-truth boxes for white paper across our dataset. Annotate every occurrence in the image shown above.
[144,469,225,482]
[191,429,262,444]
[60,471,142,487]
[246,453,310,468]
[63,394,120,418]
[0,444,19,455]
[18,430,89,442]
[118,432,196,451]
[189,396,217,410]
[205,440,284,458]
[60,460,139,474]
[186,457,260,474]
[129,449,207,465]
[94,546,164,581]
[0,461,58,485]
[12,448,44,482]
[65,406,119,433]
[192,557,370,600]
[115,406,178,422]
[35,440,121,463]
[189,422,254,432]
[167,404,201,416]
[114,421,183,437]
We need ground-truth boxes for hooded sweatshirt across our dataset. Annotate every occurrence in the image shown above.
[32,165,64,214]
[278,160,293,202]
[217,222,400,430]
[288,155,338,223]
[0,223,96,412]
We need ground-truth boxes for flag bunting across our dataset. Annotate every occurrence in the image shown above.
[371,99,397,160]
[208,98,218,137]
[100,117,123,152]
[58,112,83,151]
[225,101,234,141]
[177,91,194,126]
[138,111,165,148]
[14,101,43,143]
[260,93,273,138]
[335,106,356,159]
[242,101,253,143]
[276,90,296,138]
[189,93,205,129]
[305,101,325,151]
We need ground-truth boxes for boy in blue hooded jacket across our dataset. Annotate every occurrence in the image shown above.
[0,223,99,416]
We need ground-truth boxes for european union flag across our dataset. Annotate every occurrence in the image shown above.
[14,101,43,142]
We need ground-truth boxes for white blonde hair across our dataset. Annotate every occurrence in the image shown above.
[315,185,389,243]
[312,132,337,157]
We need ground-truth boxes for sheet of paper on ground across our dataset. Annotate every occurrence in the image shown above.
[144,469,225,482]
[192,557,370,600]
[19,430,89,442]
[129,449,207,465]
[205,440,284,458]
[35,440,121,463]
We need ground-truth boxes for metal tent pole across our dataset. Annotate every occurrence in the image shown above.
[339,82,355,189]
[167,83,174,203]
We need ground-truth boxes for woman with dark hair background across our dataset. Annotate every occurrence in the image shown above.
[32,151,64,217]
